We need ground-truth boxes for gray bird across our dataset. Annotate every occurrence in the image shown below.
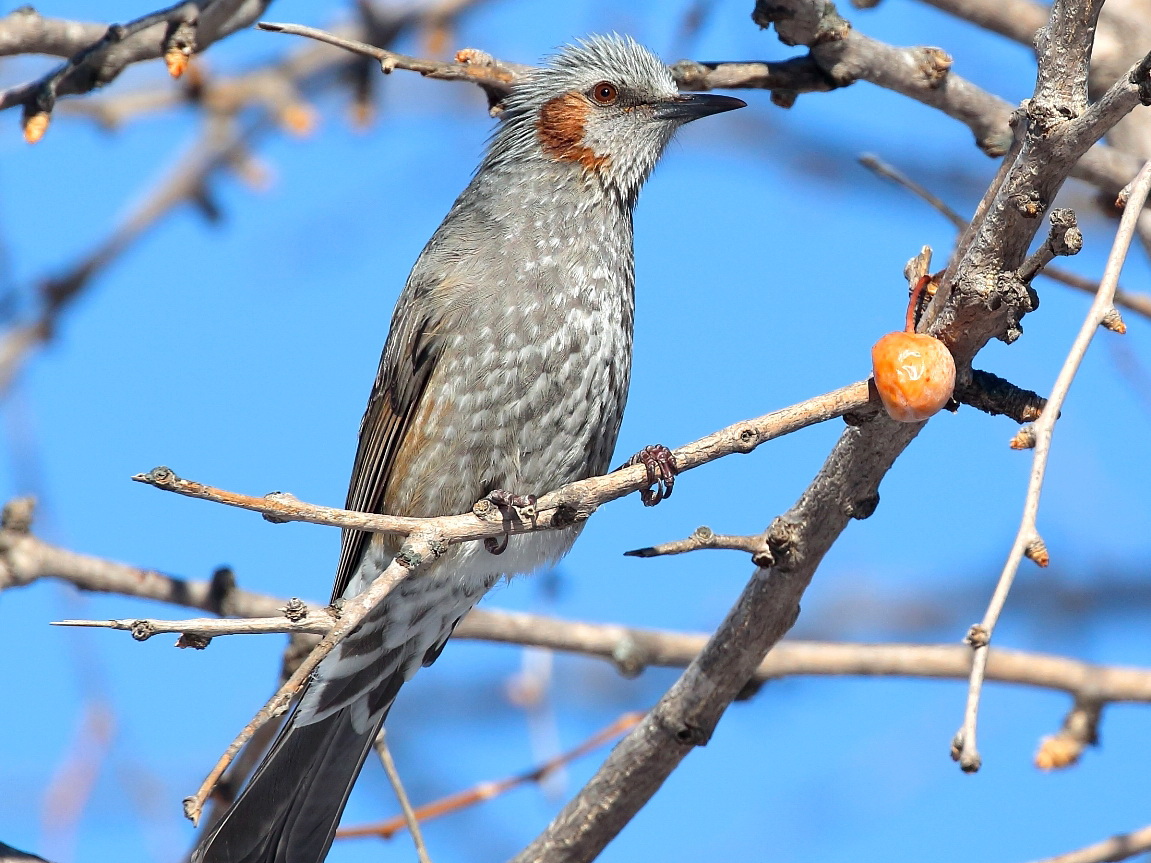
[193,34,743,863]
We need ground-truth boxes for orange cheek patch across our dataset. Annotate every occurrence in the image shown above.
[537,92,611,172]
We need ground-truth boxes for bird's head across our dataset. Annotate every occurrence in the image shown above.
[486,35,745,202]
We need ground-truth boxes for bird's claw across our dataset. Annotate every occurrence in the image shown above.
[622,444,678,507]
[483,489,539,555]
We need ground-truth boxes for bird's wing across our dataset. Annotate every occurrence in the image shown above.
[329,272,451,602]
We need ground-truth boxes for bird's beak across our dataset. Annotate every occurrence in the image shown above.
[653,93,747,122]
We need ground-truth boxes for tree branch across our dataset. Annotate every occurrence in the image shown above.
[181,542,438,826]
[130,381,872,545]
[914,0,1151,254]
[510,0,1151,855]
[0,2,482,392]
[372,729,432,863]
[0,498,283,616]
[167,378,856,826]
[623,526,772,564]
[257,20,527,95]
[0,0,272,118]
[52,607,1151,705]
[951,158,1151,772]
[0,10,107,57]
[860,153,1151,322]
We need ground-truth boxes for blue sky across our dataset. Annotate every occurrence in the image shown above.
[2,1,1150,862]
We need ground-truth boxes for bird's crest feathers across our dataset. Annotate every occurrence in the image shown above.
[482,35,682,198]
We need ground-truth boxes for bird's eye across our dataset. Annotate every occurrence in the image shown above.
[590,81,619,105]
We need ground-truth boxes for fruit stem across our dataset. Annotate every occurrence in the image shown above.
[905,274,931,333]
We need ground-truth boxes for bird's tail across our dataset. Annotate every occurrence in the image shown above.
[190,695,388,863]
[192,564,479,863]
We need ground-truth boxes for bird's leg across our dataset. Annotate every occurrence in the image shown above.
[620,444,678,507]
[482,489,539,555]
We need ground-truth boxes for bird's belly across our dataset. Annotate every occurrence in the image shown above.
[395,299,631,518]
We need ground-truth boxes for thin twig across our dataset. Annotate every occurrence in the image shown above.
[1017,208,1083,284]
[257,20,525,92]
[338,712,643,840]
[181,545,438,825]
[859,152,1151,322]
[951,159,1151,773]
[859,153,967,229]
[52,612,333,640]
[373,729,432,863]
[623,526,770,562]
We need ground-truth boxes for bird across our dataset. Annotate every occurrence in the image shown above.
[193,34,744,863]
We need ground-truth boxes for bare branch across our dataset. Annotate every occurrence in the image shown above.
[915,0,1151,254]
[916,0,1047,45]
[257,20,526,95]
[859,152,968,230]
[953,369,1047,423]
[952,159,1151,773]
[670,57,840,104]
[860,153,1151,322]
[0,1,272,117]
[372,729,432,863]
[53,611,333,640]
[1064,50,1151,158]
[53,606,1151,706]
[1017,208,1083,284]
[750,0,1014,154]
[623,526,772,563]
[1032,0,1103,112]
[0,9,107,57]
[181,543,437,826]
[130,382,872,545]
[0,498,282,616]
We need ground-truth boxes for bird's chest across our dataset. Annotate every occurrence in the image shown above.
[456,257,633,486]
[394,197,636,515]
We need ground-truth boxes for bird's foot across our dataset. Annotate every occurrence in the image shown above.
[621,444,678,507]
[485,489,539,522]
[482,489,538,555]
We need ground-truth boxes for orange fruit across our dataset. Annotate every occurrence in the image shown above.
[871,331,956,422]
